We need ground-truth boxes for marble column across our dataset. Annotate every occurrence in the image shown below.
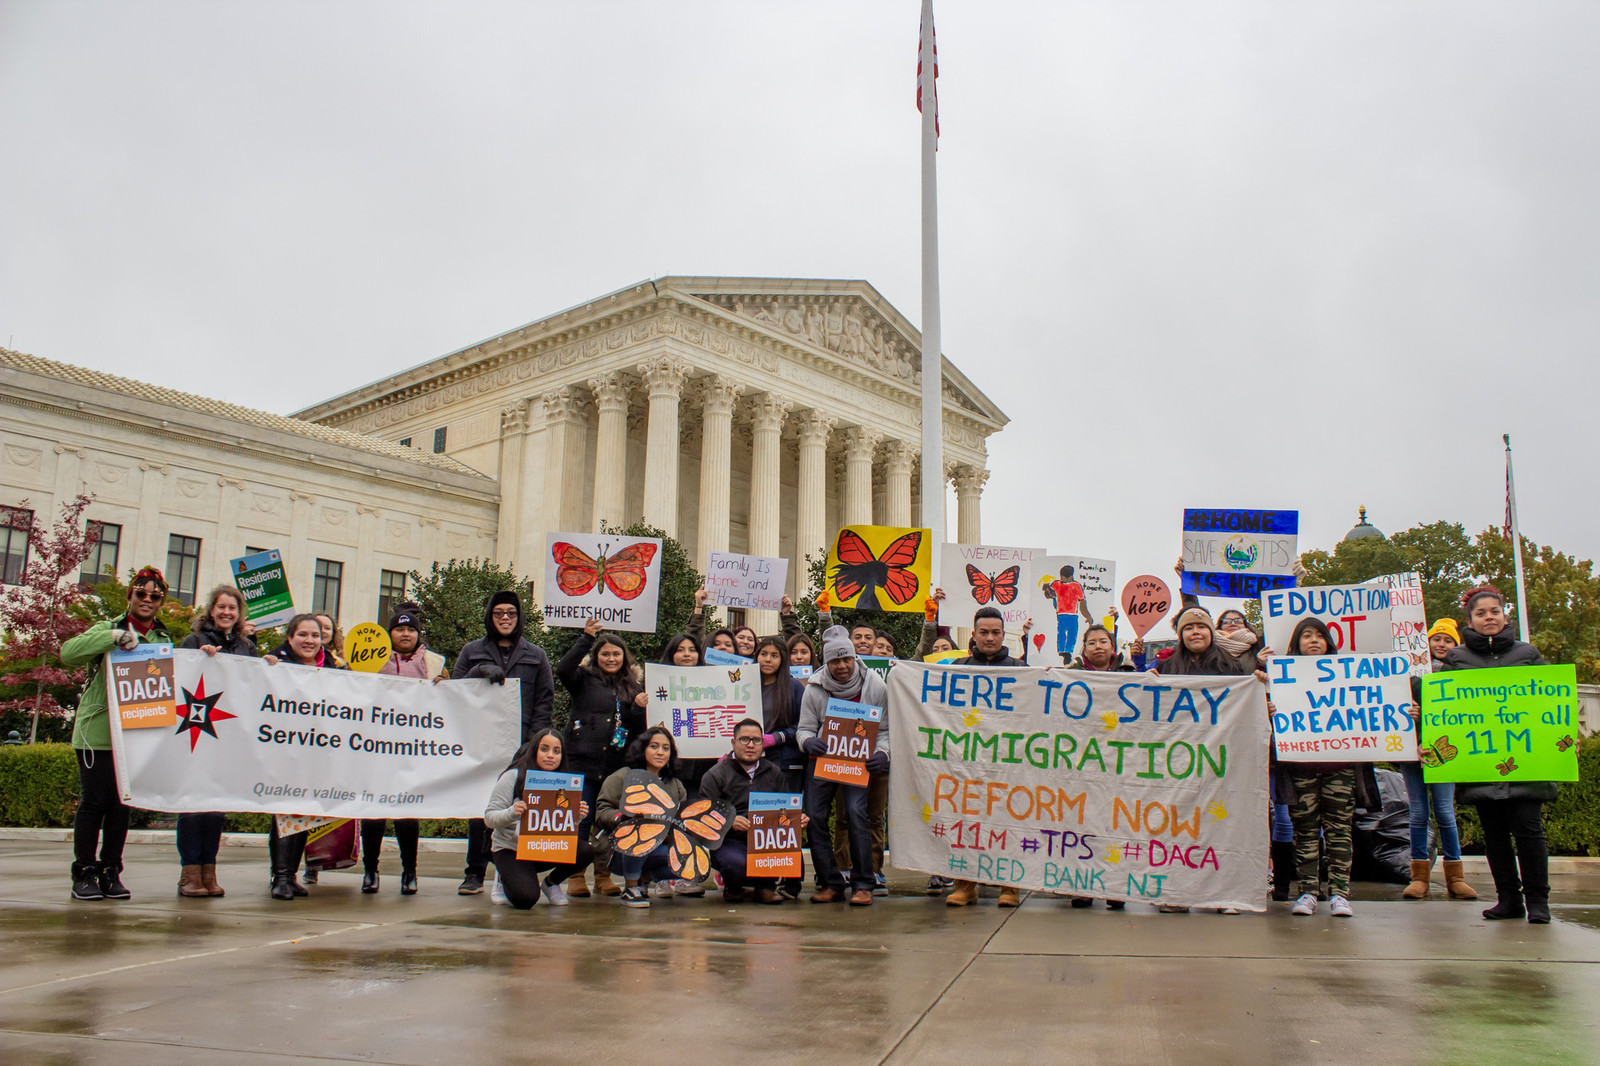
[954,465,989,545]
[696,377,743,567]
[638,355,691,537]
[881,440,915,528]
[208,477,245,593]
[840,427,882,528]
[288,490,314,610]
[494,401,530,569]
[542,387,588,535]
[588,373,631,533]
[793,411,836,587]
[134,462,168,579]
[354,504,381,624]
[746,394,791,634]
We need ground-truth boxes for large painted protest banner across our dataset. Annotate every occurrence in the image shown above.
[1417,665,1581,783]
[1029,554,1115,666]
[1260,582,1394,655]
[646,662,757,758]
[1266,654,1416,762]
[543,532,663,632]
[107,649,519,817]
[230,549,296,629]
[1181,508,1298,599]
[887,662,1270,910]
[1370,572,1430,678]
[704,551,789,612]
[942,542,1038,632]
[824,525,931,613]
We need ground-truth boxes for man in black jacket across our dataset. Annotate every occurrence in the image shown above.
[699,719,807,904]
[450,590,555,893]
[946,606,1024,907]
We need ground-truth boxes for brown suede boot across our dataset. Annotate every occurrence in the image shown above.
[593,869,622,896]
[178,865,209,897]
[565,874,591,898]
[1402,859,1432,900]
[1443,860,1479,900]
[200,864,225,897]
[997,886,1021,908]
[946,879,979,906]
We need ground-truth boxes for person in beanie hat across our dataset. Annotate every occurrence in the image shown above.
[797,627,889,906]
[451,590,554,894]
[60,564,172,901]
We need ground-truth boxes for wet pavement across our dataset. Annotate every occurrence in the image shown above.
[2,840,1597,1064]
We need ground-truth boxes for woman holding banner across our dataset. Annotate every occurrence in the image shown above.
[173,585,258,899]
[1400,619,1476,902]
[484,729,594,909]
[555,618,647,899]
[1444,586,1552,924]
[263,614,346,900]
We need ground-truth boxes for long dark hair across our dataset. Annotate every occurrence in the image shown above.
[505,727,569,774]
[276,613,325,665]
[659,632,704,665]
[624,725,681,780]
[582,632,642,700]
[1166,620,1244,676]
[754,636,795,733]
[1289,617,1335,656]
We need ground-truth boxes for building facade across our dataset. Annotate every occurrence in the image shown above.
[1,276,1006,633]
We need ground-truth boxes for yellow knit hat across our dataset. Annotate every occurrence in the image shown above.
[1427,618,1460,644]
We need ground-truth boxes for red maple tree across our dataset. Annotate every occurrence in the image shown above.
[0,493,99,742]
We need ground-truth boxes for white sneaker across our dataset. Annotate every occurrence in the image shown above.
[1329,895,1353,917]
[672,878,705,897]
[541,881,570,906]
[490,872,511,907]
[649,880,674,899]
[1291,893,1316,916]
[1218,907,1240,915]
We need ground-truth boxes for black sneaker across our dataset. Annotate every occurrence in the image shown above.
[458,873,485,895]
[618,885,650,908]
[361,871,379,894]
[873,872,889,897]
[98,867,131,900]
[303,869,318,884]
[72,867,104,901]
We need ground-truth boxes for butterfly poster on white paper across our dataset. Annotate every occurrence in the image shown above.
[544,532,663,633]
[940,543,1039,632]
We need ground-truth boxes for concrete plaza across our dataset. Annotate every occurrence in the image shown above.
[2,838,1596,1065]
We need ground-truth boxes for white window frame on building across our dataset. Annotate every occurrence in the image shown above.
[314,559,344,620]
[1,506,33,585]
[166,534,202,606]
[377,569,407,624]
[80,520,121,586]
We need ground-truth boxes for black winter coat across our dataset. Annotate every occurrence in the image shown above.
[554,632,645,779]
[760,675,807,769]
[953,647,1026,667]
[452,599,555,744]
[698,756,790,832]
[1443,629,1557,804]
[179,621,257,658]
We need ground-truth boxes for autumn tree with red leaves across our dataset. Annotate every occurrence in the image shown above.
[0,493,99,742]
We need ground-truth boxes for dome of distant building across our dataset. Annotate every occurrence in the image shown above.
[1343,506,1384,542]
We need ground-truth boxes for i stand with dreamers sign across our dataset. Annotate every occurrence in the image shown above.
[107,649,520,818]
[887,662,1270,910]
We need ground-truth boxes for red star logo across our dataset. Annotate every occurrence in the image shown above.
[175,676,236,752]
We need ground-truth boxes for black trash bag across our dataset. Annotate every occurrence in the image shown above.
[1351,768,1429,883]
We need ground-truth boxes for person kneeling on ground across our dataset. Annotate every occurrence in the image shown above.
[594,727,686,908]
[699,718,809,904]
[483,729,595,909]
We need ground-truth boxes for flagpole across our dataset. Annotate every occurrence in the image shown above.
[918,0,944,579]
[1504,434,1531,643]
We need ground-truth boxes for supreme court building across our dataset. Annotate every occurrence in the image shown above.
[0,277,1007,632]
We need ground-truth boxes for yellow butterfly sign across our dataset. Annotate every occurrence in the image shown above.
[824,525,932,614]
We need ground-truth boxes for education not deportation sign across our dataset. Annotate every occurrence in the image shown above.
[1417,664,1581,783]
[886,661,1270,910]
[1180,508,1298,599]
[107,649,520,818]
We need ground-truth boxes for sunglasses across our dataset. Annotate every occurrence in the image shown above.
[131,589,166,603]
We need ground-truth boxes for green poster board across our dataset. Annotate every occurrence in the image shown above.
[230,549,296,629]
[1418,664,1581,783]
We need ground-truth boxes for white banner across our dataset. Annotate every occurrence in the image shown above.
[645,662,758,758]
[543,531,663,632]
[941,543,1039,632]
[887,661,1269,910]
[1370,572,1431,678]
[107,650,520,818]
[1260,583,1394,656]
[704,551,789,612]
[1028,554,1117,666]
[1265,653,1417,762]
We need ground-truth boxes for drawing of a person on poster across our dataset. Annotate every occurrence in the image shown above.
[1043,565,1094,659]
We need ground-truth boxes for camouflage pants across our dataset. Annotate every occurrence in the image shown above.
[1289,770,1356,897]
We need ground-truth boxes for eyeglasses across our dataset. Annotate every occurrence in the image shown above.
[734,736,763,744]
[131,589,165,603]
[490,609,518,619]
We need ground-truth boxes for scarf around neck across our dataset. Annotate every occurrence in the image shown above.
[815,659,865,701]
[1214,627,1258,660]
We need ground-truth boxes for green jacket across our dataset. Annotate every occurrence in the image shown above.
[60,615,172,751]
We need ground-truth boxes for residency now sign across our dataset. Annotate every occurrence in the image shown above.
[108,649,520,818]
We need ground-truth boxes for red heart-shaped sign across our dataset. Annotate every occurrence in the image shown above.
[1120,575,1172,638]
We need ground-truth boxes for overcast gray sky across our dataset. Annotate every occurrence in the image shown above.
[3,0,1596,603]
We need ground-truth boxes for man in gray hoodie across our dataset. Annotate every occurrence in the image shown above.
[797,627,889,906]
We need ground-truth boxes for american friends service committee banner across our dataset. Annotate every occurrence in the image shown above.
[887,662,1270,911]
[108,649,520,818]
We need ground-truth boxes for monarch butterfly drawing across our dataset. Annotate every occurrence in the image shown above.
[966,564,1020,606]
[612,770,735,882]
[1496,756,1517,777]
[727,669,741,683]
[1417,735,1459,768]
[1556,735,1576,753]
[551,541,658,600]
[829,529,924,611]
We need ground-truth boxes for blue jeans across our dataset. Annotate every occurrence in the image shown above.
[806,767,872,893]
[617,842,674,883]
[1270,803,1293,844]
[712,837,779,892]
[176,811,225,865]
[1400,761,1460,860]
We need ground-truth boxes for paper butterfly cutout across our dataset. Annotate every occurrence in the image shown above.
[612,770,735,882]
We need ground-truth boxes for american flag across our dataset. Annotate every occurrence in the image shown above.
[917,12,939,141]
